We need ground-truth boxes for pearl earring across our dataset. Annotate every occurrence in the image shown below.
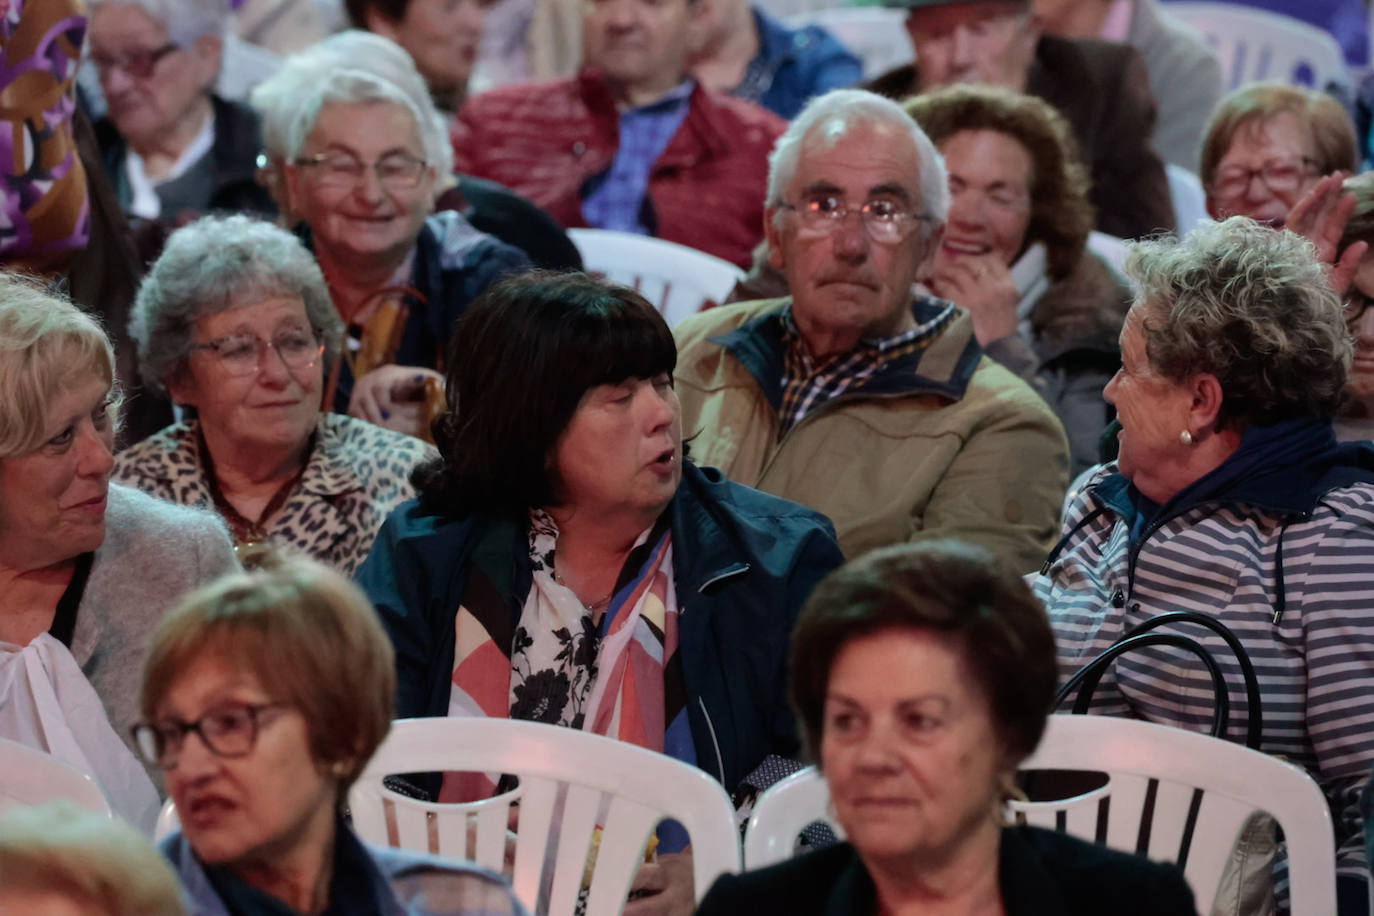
[1179,430,1194,447]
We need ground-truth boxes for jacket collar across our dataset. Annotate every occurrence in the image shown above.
[575,69,733,167]
[815,830,1072,916]
[709,297,985,409]
[1091,419,1374,525]
[669,462,758,596]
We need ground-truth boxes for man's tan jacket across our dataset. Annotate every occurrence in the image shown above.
[674,297,1070,571]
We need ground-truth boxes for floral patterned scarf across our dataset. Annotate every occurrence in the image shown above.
[443,510,692,804]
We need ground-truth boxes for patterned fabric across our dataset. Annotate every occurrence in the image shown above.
[443,510,689,803]
[112,414,436,575]
[0,0,90,273]
[777,300,957,436]
[1036,458,1374,884]
[580,80,693,235]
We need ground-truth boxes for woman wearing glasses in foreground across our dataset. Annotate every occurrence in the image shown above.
[133,557,527,916]
[282,67,528,438]
[697,541,1194,915]
[114,215,435,572]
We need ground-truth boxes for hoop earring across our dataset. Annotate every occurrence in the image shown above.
[1179,430,1194,447]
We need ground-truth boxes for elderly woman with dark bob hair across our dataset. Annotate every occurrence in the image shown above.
[133,556,527,915]
[0,272,236,830]
[1036,217,1374,907]
[697,540,1195,914]
[114,214,436,573]
[356,271,844,912]
[904,85,1131,475]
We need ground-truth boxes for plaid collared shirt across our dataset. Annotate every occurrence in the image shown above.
[778,300,957,437]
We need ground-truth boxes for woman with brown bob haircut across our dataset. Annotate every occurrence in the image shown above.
[134,555,525,915]
[905,85,1133,474]
[698,540,1195,915]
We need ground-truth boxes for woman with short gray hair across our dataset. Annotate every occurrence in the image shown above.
[1035,216,1374,905]
[88,0,274,224]
[113,214,437,574]
[278,66,529,437]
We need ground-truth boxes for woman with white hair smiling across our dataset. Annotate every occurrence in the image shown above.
[87,0,275,223]
[250,30,578,269]
[274,65,530,436]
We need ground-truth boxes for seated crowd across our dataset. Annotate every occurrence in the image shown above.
[4,0,1374,912]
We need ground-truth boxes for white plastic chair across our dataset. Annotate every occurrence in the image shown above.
[1166,3,1351,91]
[348,718,742,916]
[784,8,913,80]
[1166,164,1210,234]
[0,737,112,818]
[568,229,745,329]
[743,716,1337,915]
[1086,231,1131,287]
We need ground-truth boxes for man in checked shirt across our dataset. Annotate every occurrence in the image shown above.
[674,88,1068,570]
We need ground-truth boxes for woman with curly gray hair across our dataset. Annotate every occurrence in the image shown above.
[1034,216,1374,911]
[112,214,435,573]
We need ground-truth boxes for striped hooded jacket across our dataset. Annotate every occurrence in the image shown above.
[1033,426,1374,882]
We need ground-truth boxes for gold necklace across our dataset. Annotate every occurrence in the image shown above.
[553,568,613,613]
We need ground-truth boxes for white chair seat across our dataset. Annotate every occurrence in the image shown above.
[568,229,745,328]
[349,717,741,916]
[0,736,112,819]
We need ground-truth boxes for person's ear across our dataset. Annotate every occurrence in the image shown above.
[364,6,401,40]
[192,34,223,89]
[165,366,199,409]
[1204,193,1224,221]
[1187,371,1226,431]
[916,220,945,275]
[764,207,786,271]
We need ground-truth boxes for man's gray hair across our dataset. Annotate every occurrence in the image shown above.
[130,214,343,395]
[251,30,452,175]
[1128,216,1352,428]
[90,0,230,47]
[767,89,949,229]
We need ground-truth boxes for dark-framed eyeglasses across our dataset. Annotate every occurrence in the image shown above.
[89,43,180,80]
[1208,157,1320,201]
[292,151,429,191]
[190,327,324,378]
[777,193,934,244]
[131,702,289,768]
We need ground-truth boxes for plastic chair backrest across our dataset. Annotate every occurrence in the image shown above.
[1013,715,1335,914]
[216,34,283,103]
[742,717,1335,914]
[0,737,112,818]
[1166,2,1350,90]
[1166,164,1209,234]
[742,767,840,869]
[784,8,913,80]
[567,229,745,329]
[348,718,742,916]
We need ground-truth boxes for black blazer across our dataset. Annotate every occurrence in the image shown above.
[696,827,1196,916]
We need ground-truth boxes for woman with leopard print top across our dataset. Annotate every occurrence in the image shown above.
[113,214,436,574]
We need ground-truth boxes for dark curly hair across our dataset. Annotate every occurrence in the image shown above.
[1127,216,1351,428]
[904,84,1094,280]
[789,540,1057,769]
[411,271,678,520]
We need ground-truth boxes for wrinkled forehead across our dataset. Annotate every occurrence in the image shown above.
[793,119,924,200]
[1219,109,1315,166]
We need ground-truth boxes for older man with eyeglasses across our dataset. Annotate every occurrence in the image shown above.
[674,89,1069,569]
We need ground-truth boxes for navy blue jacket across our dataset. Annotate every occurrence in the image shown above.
[355,462,844,794]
